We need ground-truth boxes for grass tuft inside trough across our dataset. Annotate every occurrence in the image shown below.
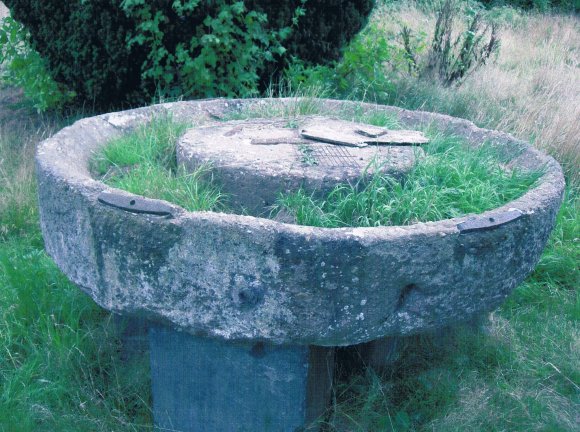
[273,131,543,227]
[91,116,225,212]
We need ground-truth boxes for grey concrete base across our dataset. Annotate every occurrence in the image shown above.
[349,314,492,371]
[149,325,334,432]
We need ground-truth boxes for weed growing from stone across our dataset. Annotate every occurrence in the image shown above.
[91,116,225,212]
[272,132,544,227]
[298,144,319,166]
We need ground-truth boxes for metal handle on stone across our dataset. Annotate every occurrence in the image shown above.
[457,209,524,233]
[98,191,173,217]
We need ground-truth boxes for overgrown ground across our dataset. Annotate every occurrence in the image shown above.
[0,1,578,431]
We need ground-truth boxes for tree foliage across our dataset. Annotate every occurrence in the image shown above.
[3,0,375,109]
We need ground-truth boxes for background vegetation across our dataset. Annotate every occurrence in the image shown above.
[0,0,578,431]
[1,0,374,108]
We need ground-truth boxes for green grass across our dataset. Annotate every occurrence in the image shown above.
[1,118,152,431]
[273,133,543,227]
[326,188,579,431]
[0,121,45,244]
[0,239,152,432]
[91,115,225,212]
[350,108,401,129]
[221,83,336,122]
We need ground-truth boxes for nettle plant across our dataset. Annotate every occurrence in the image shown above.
[425,0,499,85]
[0,17,74,112]
[407,0,500,86]
[121,0,306,99]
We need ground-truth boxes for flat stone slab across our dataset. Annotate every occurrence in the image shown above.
[35,98,564,346]
[178,118,423,214]
[300,118,429,146]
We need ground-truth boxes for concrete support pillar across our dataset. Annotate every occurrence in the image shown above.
[149,325,334,432]
[355,314,491,371]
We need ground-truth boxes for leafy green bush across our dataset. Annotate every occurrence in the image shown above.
[120,0,303,100]
[0,17,75,112]
[3,0,375,109]
[284,21,400,100]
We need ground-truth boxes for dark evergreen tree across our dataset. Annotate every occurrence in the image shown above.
[4,0,375,109]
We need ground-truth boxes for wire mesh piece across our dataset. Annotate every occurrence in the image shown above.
[296,144,361,168]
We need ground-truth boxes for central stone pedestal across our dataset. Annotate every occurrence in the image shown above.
[178,117,424,215]
[149,325,335,432]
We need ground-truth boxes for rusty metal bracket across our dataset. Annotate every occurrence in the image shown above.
[98,191,173,217]
[457,209,523,234]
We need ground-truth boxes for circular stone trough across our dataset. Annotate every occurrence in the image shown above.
[36,98,564,431]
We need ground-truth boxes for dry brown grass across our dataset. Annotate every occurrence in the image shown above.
[376,3,579,182]
[0,112,61,238]
[0,122,37,237]
[469,13,579,171]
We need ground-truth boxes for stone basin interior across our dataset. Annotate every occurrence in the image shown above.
[36,98,565,431]
[93,109,542,229]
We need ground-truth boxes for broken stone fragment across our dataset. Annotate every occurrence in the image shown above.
[375,129,430,145]
[250,137,311,145]
[354,124,392,138]
[301,120,369,147]
[300,118,429,147]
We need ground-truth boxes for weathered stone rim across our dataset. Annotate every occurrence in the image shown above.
[37,97,564,233]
